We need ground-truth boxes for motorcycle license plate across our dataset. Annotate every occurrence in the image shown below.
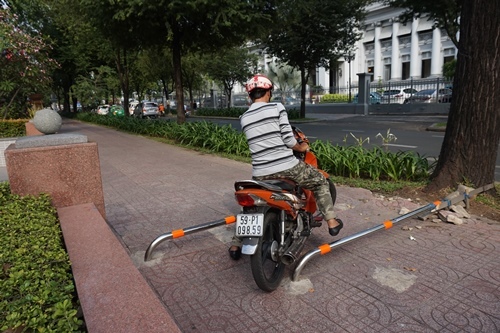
[236,214,264,236]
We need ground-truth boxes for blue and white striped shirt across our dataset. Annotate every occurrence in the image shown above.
[240,102,298,177]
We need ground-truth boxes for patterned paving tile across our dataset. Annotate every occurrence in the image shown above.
[68,119,500,333]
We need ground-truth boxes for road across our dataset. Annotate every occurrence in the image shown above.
[186,111,500,181]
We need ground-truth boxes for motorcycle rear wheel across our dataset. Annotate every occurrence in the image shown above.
[250,211,287,292]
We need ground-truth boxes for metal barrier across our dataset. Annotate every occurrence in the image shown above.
[144,184,494,281]
[144,215,236,261]
[291,183,495,281]
[291,201,440,282]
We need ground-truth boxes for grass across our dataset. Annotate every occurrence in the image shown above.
[71,112,499,214]
[475,183,500,210]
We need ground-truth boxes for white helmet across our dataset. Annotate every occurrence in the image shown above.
[245,74,273,93]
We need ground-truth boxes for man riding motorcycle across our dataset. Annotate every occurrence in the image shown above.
[228,74,344,260]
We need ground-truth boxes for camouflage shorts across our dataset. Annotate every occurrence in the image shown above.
[253,161,336,221]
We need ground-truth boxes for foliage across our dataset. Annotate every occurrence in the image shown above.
[442,59,456,80]
[75,113,250,157]
[266,63,301,98]
[385,0,461,47]
[73,113,433,182]
[475,183,500,212]
[71,66,120,108]
[195,107,247,118]
[0,7,57,119]
[262,0,368,117]
[320,94,349,103]
[330,175,428,194]
[121,0,277,123]
[181,52,205,108]
[311,140,433,181]
[0,119,29,138]
[194,107,301,120]
[0,183,83,332]
[204,46,258,109]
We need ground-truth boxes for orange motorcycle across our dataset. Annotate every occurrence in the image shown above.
[233,126,337,291]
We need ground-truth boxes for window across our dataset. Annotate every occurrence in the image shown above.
[384,65,391,81]
[421,59,431,78]
[402,62,410,80]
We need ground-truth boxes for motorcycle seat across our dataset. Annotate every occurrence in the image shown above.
[234,179,296,192]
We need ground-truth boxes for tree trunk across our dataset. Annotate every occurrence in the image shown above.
[63,82,71,113]
[224,82,233,109]
[427,0,500,192]
[115,47,130,117]
[171,20,185,124]
[299,67,307,119]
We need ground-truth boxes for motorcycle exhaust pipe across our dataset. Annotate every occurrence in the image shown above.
[281,236,308,265]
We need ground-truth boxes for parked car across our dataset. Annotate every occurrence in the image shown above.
[352,91,382,104]
[271,96,299,106]
[109,105,125,117]
[404,88,453,104]
[97,104,110,115]
[382,88,418,104]
[133,101,160,118]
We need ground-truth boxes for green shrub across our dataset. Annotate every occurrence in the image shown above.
[195,107,301,119]
[320,94,349,103]
[73,113,433,182]
[195,107,245,118]
[311,140,432,181]
[0,183,83,332]
[0,119,29,138]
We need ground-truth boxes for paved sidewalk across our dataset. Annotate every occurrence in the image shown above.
[4,119,500,332]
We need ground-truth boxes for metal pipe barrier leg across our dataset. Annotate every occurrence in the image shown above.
[291,201,443,282]
[144,215,236,261]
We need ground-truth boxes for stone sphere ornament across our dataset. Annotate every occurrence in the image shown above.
[33,108,62,134]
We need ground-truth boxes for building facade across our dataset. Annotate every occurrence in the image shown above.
[315,2,457,92]
[236,3,458,96]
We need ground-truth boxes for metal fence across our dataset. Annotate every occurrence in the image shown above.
[317,77,453,104]
[191,77,453,108]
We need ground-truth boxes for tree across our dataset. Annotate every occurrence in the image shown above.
[266,62,301,103]
[205,46,258,108]
[181,52,205,110]
[262,0,367,118]
[386,0,461,47]
[0,7,57,119]
[442,59,456,81]
[132,0,277,123]
[388,0,500,192]
[76,0,166,117]
[10,0,108,113]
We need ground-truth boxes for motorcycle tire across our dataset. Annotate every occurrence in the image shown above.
[328,178,337,206]
[250,211,287,292]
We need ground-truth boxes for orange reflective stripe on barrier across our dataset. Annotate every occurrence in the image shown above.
[318,244,331,255]
[383,220,393,229]
[171,229,185,238]
[225,216,236,224]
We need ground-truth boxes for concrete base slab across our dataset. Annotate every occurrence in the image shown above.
[58,203,181,333]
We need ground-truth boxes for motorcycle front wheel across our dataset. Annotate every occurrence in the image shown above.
[250,211,286,292]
